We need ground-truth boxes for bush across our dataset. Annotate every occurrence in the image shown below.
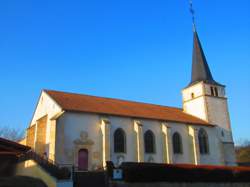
[106,161,115,178]
[57,167,71,180]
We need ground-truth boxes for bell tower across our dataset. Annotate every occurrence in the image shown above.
[182,31,236,165]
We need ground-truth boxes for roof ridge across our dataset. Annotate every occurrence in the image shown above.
[44,89,183,111]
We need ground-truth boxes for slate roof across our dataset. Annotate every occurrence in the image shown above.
[189,31,223,86]
[45,90,212,126]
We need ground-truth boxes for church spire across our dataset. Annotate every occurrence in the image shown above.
[189,31,221,86]
[187,0,222,86]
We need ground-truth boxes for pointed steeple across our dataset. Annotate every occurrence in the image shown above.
[189,31,221,86]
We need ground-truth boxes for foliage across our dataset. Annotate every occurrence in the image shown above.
[0,126,24,142]
[236,140,250,163]
[107,162,250,183]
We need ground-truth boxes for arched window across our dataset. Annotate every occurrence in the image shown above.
[172,132,183,154]
[198,129,209,154]
[144,130,155,153]
[191,93,195,99]
[114,128,126,153]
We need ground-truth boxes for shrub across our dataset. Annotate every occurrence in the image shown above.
[106,161,115,178]
[111,162,250,183]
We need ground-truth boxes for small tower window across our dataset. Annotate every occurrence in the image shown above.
[210,87,214,96]
[221,130,224,137]
[221,88,226,96]
[214,87,218,97]
[191,93,194,99]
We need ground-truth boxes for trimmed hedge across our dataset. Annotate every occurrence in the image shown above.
[106,162,250,183]
[106,161,115,177]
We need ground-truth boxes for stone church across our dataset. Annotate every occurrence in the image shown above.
[23,31,236,171]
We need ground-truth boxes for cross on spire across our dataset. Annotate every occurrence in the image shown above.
[187,1,223,87]
[189,0,196,31]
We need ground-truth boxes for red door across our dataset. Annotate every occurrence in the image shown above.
[78,149,88,171]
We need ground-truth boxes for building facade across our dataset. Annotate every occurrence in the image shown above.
[24,31,236,170]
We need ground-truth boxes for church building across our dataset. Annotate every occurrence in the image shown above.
[23,30,236,171]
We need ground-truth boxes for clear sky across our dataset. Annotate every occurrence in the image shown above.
[0,0,249,143]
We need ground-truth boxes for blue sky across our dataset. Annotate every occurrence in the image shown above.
[0,0,249,143]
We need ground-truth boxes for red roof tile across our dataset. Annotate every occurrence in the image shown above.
[45,90,212,126]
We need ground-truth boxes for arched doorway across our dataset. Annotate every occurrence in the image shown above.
[78,149,88,171]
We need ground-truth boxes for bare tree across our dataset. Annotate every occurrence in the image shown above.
[242,140,250,147]
[0,126,25,142]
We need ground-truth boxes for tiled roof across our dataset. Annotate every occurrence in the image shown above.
[45,90,212,126]
[0,137,30,154]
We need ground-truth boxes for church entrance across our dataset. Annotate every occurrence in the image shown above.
[78,149,88,171]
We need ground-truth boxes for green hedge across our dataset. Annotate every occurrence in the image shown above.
[107,162,250,183]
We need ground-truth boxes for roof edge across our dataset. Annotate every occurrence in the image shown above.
[63,109,213,127]
[183,80,225,90]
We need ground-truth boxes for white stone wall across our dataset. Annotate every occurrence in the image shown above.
[198,127,224,165]
[182,81,236,165]
[109,116,136,164]
[182,83,204,101]
[170,123,192,164]
[222,143,237,166]
[54,112,223,170]
[28,91,63,147]
[205,97,231,130]
[55,112,103,170]
[182,82,208,121]
[28,89,227,169]
[142,120,164,163]
[30,91,62,126]
[183,97,208,121]
[205,97,233,144]
[27,91,63,159]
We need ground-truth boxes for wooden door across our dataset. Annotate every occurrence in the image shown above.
[78,149,88,171]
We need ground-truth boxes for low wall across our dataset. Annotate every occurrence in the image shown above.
[15,160,73,187]
[111,181,250,187]
[16,160,57,187]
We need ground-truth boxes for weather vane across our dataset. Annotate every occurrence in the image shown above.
[189,0,196,31]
